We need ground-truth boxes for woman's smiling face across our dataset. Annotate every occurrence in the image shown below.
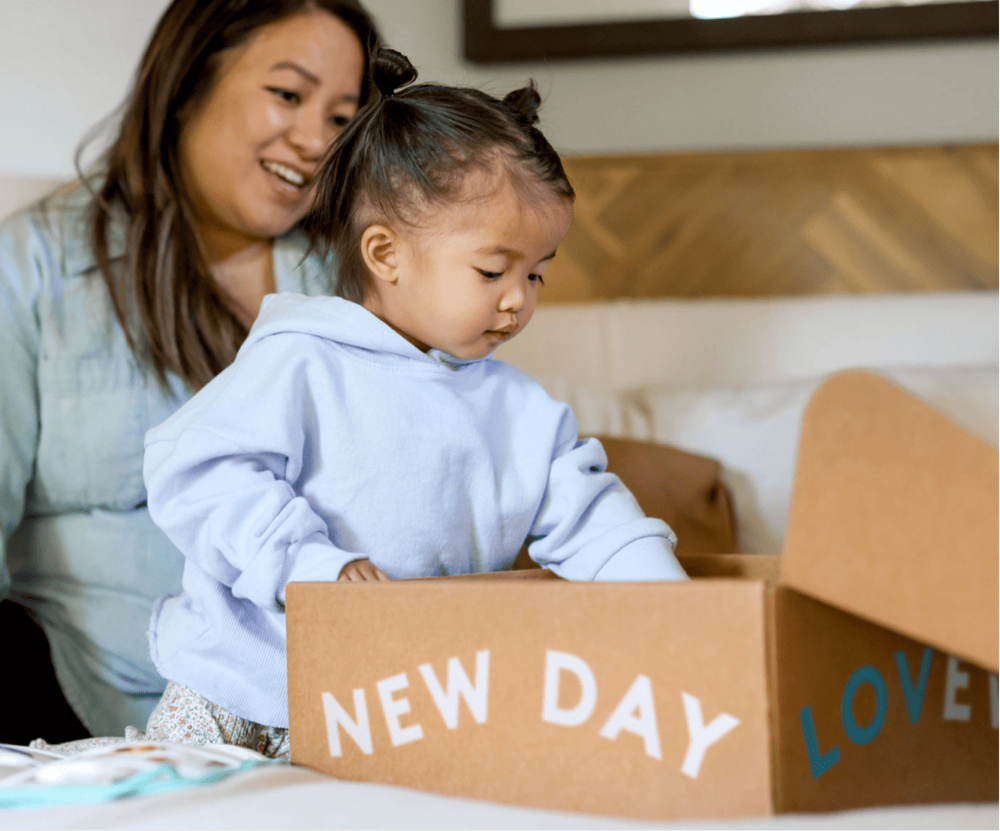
[178,9,364,260]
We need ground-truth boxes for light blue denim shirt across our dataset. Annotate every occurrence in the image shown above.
[0,181,335,737]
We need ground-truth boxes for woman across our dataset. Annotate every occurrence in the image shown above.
[0,0,380,744]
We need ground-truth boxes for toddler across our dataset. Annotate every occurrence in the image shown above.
[141,48,687,758]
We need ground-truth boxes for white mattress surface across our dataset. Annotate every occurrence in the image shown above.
[0,764,995,830]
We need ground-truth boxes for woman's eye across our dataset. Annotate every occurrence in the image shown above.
[529,273,545,285]
[329,114,352,128]
[267,87,301,104]
[476,269,503,280]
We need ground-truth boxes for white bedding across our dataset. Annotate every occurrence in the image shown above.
[1,763,997,830]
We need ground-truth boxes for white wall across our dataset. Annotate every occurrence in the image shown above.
[1,0,996,179]
[374,0,998,157]
[1,1,170,179]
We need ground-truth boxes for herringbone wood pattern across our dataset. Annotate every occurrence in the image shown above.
[544,144,998,302]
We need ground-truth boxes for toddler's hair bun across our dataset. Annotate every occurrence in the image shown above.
[371,48,418,98]
[502,83,541,127]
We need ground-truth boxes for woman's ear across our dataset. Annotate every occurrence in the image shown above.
[360,225,399,285]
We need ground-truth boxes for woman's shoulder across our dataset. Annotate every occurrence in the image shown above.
[0,179,95,270]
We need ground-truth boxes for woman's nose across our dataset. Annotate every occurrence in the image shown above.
[287,106,334,160]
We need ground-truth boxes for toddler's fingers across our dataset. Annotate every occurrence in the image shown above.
[357,562,388,581]
[338,561,366,581]
[337,559,389,581]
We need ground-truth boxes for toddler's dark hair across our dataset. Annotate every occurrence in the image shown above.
[307,48,575,304]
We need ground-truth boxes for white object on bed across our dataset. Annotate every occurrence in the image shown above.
[0,741,268,809]
[496,293,999,553]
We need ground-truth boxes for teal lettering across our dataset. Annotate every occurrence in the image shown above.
[799,706,840,779]
[894,647,933,724]
[842,666,887,745]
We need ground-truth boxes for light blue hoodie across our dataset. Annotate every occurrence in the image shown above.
[144,293,684,727]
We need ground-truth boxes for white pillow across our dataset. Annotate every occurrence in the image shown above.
[638,366,998,554]
[532,365,997,553]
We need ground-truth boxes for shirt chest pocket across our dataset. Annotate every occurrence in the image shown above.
[32,281,188,513]
[34,354,155,511]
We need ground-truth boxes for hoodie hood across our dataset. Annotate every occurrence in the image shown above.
[243,292,487,369]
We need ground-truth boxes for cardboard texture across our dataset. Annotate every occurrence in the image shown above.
[780,371,999,673]
[286,372,999,821]
[287,572,997,820]
[289,578,774,820]
[770,584,997,814]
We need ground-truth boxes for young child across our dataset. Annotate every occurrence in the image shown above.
[141,48,687,758]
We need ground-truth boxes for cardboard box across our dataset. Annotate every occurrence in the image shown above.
[287,566,997,820]
[286,372,999,821]
[780,371,998,674]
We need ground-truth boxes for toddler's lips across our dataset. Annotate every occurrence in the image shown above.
[486,327,516,341]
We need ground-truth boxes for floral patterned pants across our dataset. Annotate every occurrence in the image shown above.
[143,681,290,760]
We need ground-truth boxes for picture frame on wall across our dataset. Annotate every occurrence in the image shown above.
[462,0,999,62]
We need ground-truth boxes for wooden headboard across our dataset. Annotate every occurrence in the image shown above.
[545,143,998,302]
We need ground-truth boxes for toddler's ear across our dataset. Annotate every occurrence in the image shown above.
[360,225,400,285]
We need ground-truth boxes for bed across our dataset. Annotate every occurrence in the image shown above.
[0,144,997,829]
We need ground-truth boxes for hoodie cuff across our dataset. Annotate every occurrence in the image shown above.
[593,536,689,582]
[278,538,358,605]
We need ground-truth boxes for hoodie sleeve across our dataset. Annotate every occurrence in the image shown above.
[525,406,688,583]
[143,337,358,611]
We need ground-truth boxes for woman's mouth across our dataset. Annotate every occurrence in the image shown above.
[261,160,309,189]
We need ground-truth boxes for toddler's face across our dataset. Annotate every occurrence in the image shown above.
[373,181,573,361]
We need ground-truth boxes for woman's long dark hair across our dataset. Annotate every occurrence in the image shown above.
[82,0,379,390]
[307,48,575,305]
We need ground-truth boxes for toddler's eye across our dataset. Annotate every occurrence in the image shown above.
[529,273,545,285]
[329,114,352,128]
[267,87,301,104]
[476,269,503,280]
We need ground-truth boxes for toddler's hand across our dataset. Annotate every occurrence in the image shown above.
[338,558,390,582]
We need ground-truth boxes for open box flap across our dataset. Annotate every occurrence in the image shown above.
[779,371,998,672]
[768,584,998,813]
